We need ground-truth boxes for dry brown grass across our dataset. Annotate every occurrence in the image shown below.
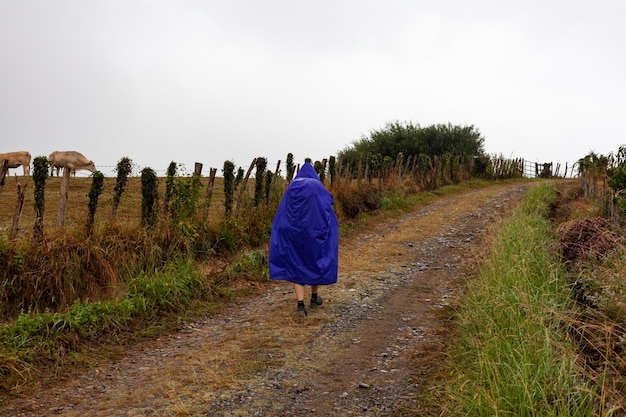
[0,173,263,320]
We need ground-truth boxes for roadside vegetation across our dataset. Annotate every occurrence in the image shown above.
[434,184,597,415]
[418,179,626,416]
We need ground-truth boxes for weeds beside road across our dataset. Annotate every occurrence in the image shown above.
[440,184,597,415]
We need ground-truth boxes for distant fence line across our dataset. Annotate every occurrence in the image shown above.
[520,160,577,179]
[0,153,578,240]
[9,157,575,180]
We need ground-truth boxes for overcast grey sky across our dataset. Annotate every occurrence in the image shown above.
[1,0,624,177]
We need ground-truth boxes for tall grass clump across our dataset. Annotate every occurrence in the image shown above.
[216,249,269,285]
[439,184,598,416]
[0,259,206,391]
[125,259,206,311]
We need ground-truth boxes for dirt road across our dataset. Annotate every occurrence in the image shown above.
[2,182,532,417]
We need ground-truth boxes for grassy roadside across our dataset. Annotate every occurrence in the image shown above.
[431,183,599,416]
[0,260,215,392]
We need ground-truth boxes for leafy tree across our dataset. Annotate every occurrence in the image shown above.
[338,121,485,167]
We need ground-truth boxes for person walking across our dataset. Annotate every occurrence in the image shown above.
[269,159,339,316]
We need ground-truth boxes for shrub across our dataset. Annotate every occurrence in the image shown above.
[169,175,201,224]
[214,219,244,253]
[235,166,244,190]
[223,160,235,217]
[328,155,336,185]
[32,156,49,240]
[111,157,133,220]
[164,161,177,214]
[140,167,159,228]
[286,152,295,182]
[86,171,105,234]
[334,182,384,218]
[264,170,273,205]
[608,165,626,193]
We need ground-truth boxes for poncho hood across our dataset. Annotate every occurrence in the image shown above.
[269,162,339,285]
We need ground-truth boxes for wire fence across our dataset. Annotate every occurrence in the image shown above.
[521,160,577,179]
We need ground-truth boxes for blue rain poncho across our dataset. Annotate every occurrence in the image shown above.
[269,162,339,285]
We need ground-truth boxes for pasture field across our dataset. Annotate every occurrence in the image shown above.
[0,174,232,240]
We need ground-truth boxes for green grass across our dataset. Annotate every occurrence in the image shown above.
[217,249,269,284]
[439,183,598,416]
[0,259,209,390]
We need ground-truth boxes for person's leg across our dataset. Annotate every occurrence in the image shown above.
[310,285,323,307]
[293,283,307,316]
[293,283,305,301]
[311,285,319,296]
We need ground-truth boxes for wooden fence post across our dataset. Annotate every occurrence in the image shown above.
[235,158,257,219]
[0,160,8,193]
[194,162,203,176]
[10,179,26,240]
[205,167,217,199]
[56,167,71,227]
[200,166,218,220]
[271,159,281,196]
